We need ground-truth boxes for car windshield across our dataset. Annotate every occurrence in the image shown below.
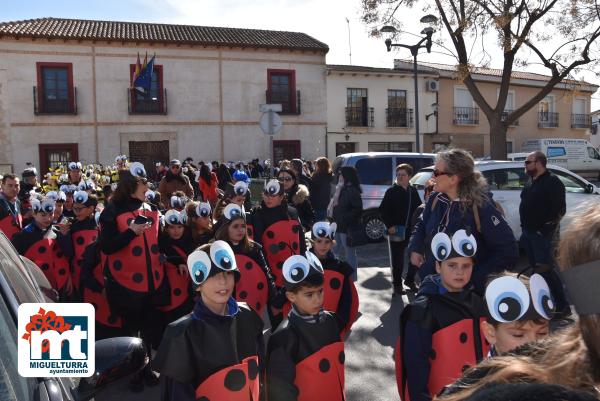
[410,169,433,189]
[0,234,43,305]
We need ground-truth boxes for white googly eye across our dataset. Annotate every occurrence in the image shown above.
[196,202,211,218]
[73,191,88,204]
[485,276,530,323]
[145,190,155,201]
[530,273,555,319]
[111,183,118,192]
[129,162,147,178]
[30,198,41,213]
[57,191,66,202]
[171,196,185,209]
[329,222,337,238]
[264,179,281,196]
[180,211,188,225]
[41,200,55,213]
[312,221,330,238]
[59,185,69,193]
[223,203,244,220]
[305,251,324,273]
[431,232,452,261]
[451,229,477,257]
[45,191,58,201]
[164,210,183,225]
[187,251,212,285]
[210,240,237,271]
[234,181,248,196]
[283,255,310,284]
[68,162,78,171]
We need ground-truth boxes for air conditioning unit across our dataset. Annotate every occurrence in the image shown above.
[426,80,439,92]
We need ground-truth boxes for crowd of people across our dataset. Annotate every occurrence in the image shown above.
[1,148,598,401]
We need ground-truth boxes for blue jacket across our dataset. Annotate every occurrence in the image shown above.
[407,192,518,291]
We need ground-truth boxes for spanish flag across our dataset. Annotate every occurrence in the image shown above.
[131,53,142,89]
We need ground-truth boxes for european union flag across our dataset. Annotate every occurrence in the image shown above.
[134,54,155,96]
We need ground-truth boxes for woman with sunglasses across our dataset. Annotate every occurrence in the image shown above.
[407,148,518,293]
[277,168,315,230]
[98,163,168,392]
[154,241,265,401]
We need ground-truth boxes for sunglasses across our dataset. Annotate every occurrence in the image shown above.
[171,165,181,169]
[432,169,450,177]
[278,176,293,182]
[524,160,536,165]
[263,192,281,198]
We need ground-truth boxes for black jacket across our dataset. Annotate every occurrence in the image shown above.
[285,184,315,229]
[519,170,566,232]
[379,184,422,230]
[332,184,363,233]
[309,172,333,211]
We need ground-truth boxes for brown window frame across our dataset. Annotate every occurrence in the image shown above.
[39,143,79,174]
[129,64,164,114]
[36,62,75,114]
[267,69,297,114]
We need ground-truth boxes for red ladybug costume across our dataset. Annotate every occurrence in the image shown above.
[249,203,306,286]
[158,236,193,314]
[0,195,22,241]
[70,218,98,294]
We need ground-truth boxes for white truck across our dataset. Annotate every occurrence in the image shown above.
[514,138,600,178]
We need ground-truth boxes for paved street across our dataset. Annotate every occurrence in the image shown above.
[97,241,406,401]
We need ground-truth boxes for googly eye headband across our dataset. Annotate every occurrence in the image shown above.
[485,274,555,323]
[170,195,187,209]
[78,180,96,192]
[263,179,283,196]
[560,260,600,315]
[311,221,337,240]
[430,229,477,261]
[282,251,325,289]
[195,202,212,218]
[145,190,156,202]
[129,162,147,179]
[164,210,186,226]
[115,155,127,163]
[73,190,89,205]
[187,240,239,286]
[223,203,246,221]
[68,162,82,171]
[233,181,249,197]
[45,191,66,203]
[32,198,56,214]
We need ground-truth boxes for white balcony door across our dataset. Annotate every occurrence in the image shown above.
[573,98,586,114]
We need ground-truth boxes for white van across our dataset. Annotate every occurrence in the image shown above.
[515,138,600,178]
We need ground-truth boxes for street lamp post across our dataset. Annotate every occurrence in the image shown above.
[382,15,437,153]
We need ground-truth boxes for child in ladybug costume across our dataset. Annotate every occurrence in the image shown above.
[266,251,346,401]
[156,209,195,341]
[154,240,265,401]
[185,200,214,248]
[395,229,488,401]
[248,179,306,287]
[309,221,359,336]
[214,202,285,323]
[13,196,73,299]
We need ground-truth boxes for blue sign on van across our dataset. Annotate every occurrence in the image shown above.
[547,147,566,157]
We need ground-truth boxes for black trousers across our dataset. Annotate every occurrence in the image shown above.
[390,239,416,286]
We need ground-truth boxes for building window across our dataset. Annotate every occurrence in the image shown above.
[273,140,300,163]
[346,88,373,127]
[506,141,513,154]
[129,64,166,114]
[367,142,413,152]
[336,142,356,156]
[267,69,297,114]
[35,62,76,114]
[539,95,558,128]
[387,90,412,127]
[453,87,479,125]
[39,144,78,174]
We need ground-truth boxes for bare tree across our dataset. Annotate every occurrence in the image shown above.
[362,0,600,159]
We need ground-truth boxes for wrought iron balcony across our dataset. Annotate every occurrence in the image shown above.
[538,112,559,128]
[453,107,479,125]
[571,113,591,129]
[386,108,413,128]
[128,88,167,115]
[501,110,519,126]
[265,90,301,115]
[345,107,374,127]
[33,86,77,115]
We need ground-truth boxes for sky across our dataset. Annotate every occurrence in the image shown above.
[2,0,600,109]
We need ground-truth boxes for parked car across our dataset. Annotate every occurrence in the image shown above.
[517,138,600,179]
[0,231,147,401]
[410,160,600,239]
[506,152,528,162]
[332,152,436,242]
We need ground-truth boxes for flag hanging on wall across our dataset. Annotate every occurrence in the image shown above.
[131,53,142,89]
[133,53,155,95]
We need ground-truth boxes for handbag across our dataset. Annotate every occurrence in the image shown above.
[346,223,369,247]
[387,186,412,242]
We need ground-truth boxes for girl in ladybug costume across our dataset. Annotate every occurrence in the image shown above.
[248,179,306,287]
[98,163,168,392]
[309,221,359,336]
[154,240,265,401]
[395,229,488,401]
[214,202,286,323]
[185,200,214,248]
[13,196,73,299]
[156,209,195,340]
[266,251,346,401]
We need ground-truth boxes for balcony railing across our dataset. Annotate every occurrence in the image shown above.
[571,113,591,128]
[265,90,301,115]
[501,110,519,126]
[33,86,77,115]
[386,108,413,128]
[345,107,374,127]
[453,107,479,125]
[538,112,559,128]
[128,88,168,115]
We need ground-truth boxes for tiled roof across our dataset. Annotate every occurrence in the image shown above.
[0,17,329,52]
[327,64,437,75]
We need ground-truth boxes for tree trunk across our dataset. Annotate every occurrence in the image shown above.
[489,119,508,160]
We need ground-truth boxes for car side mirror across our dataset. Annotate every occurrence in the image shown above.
[586,183,595,194]
[75,337,148,401]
